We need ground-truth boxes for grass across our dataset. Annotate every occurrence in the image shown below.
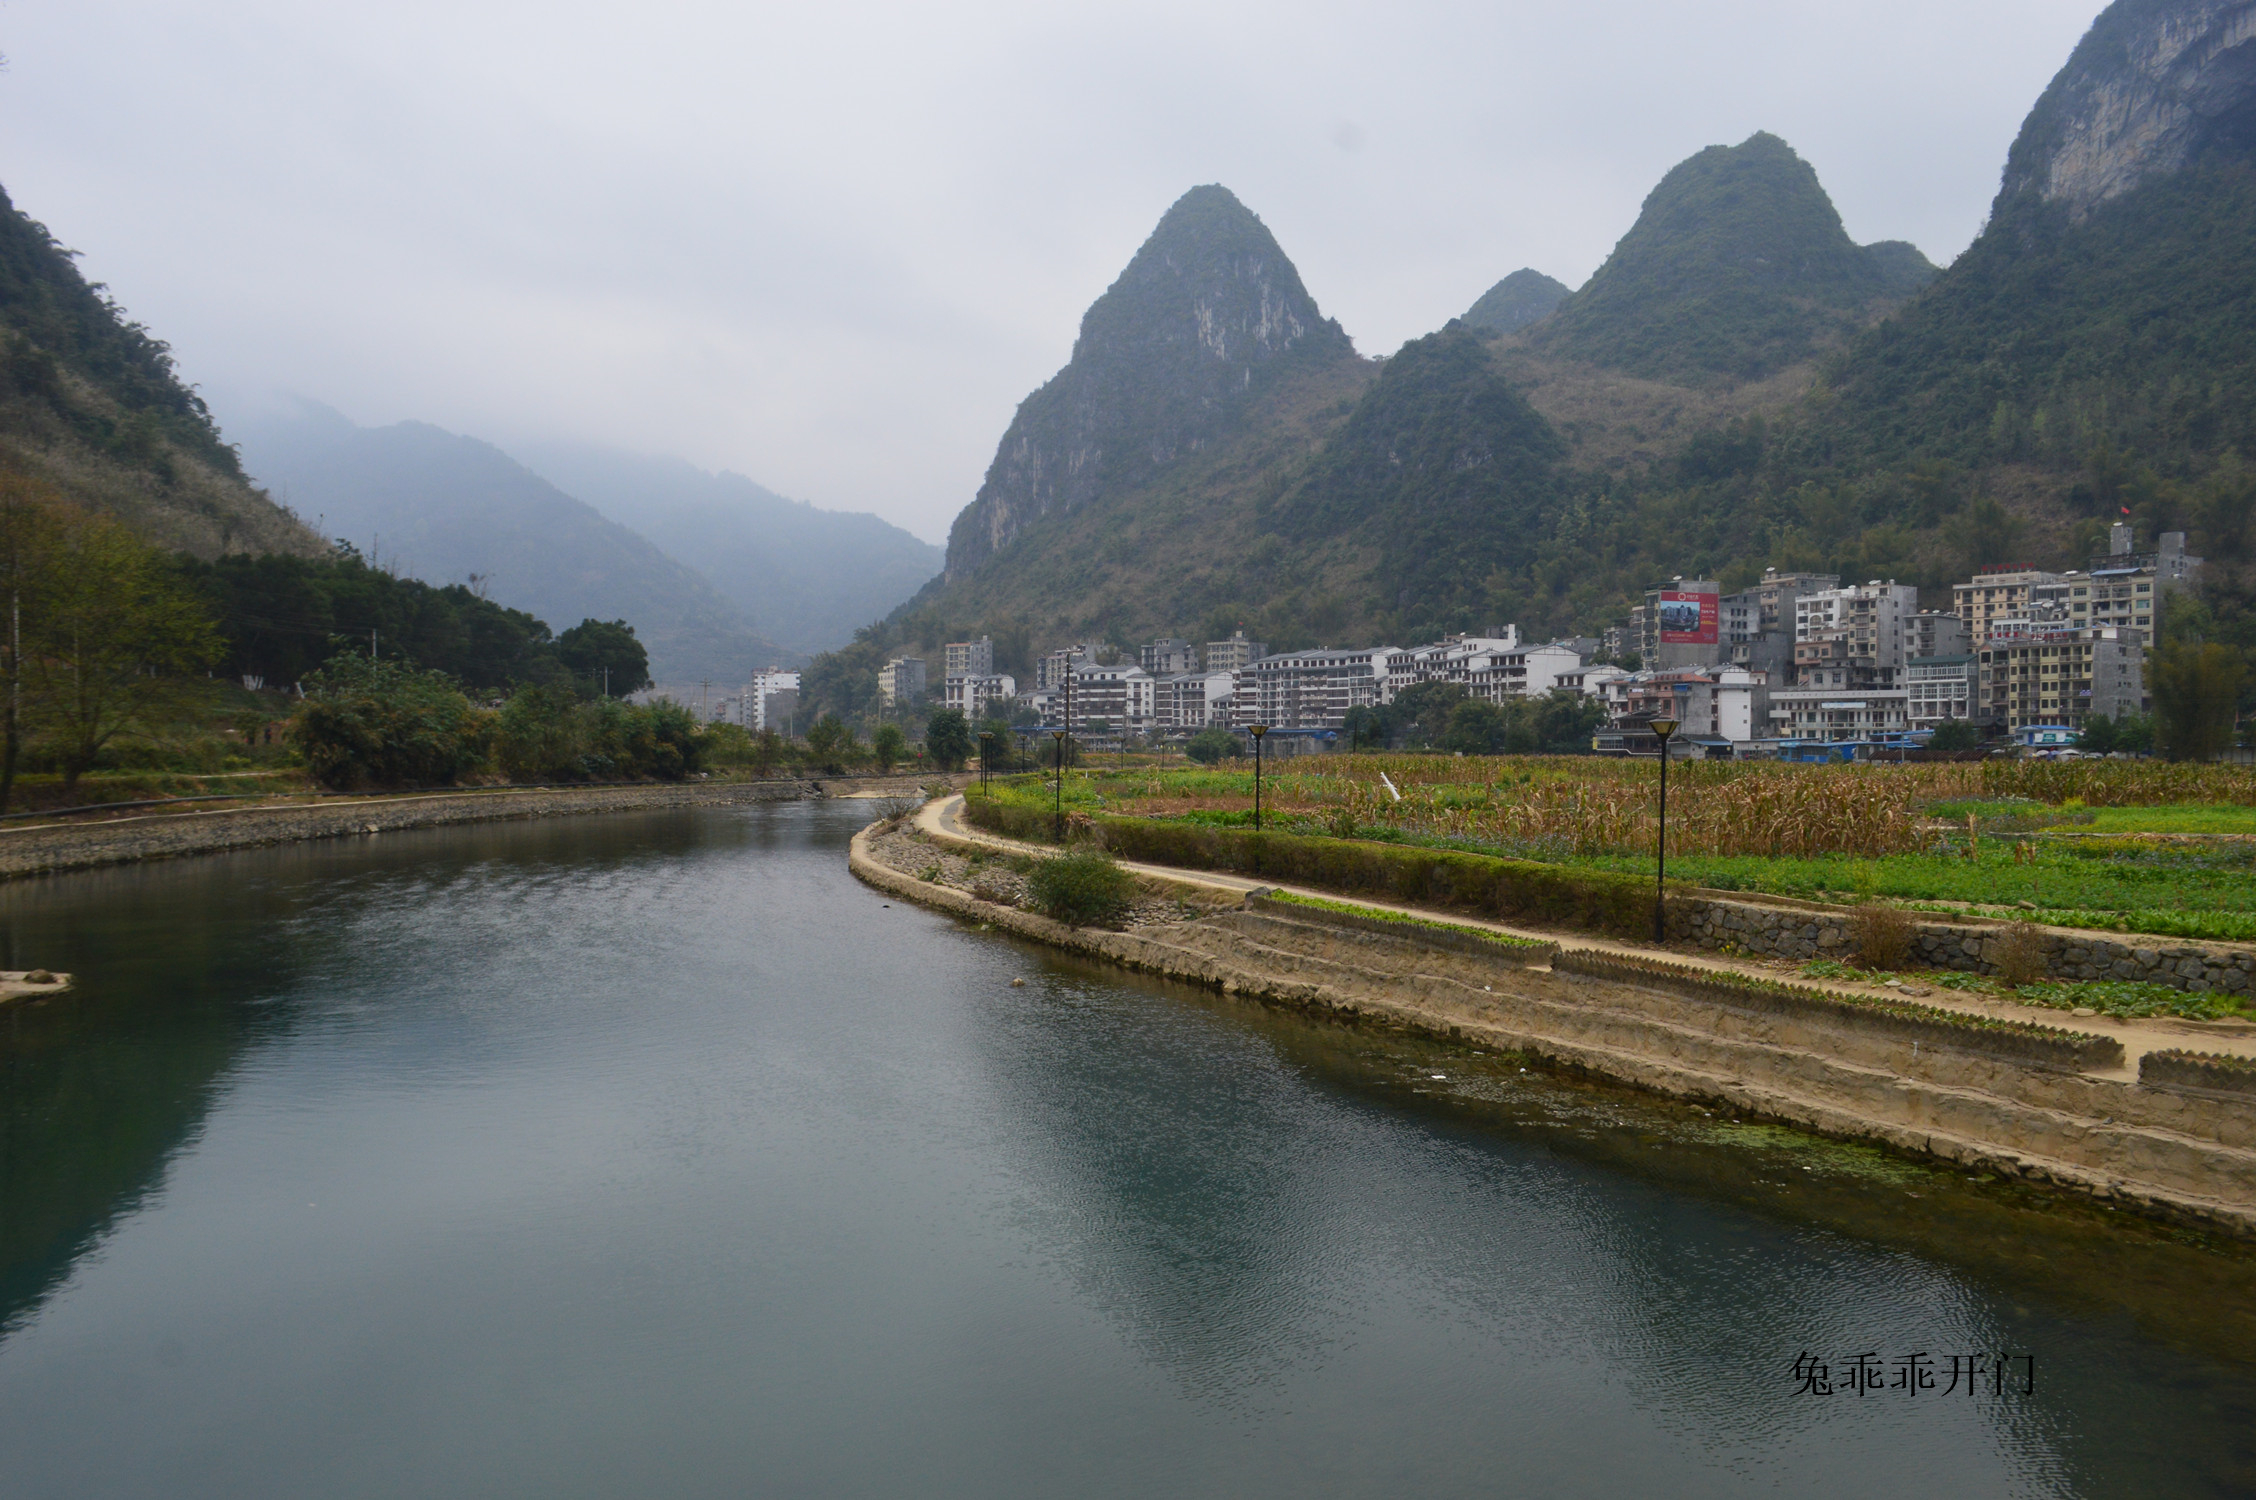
[976,762,2256,946]
[1800,959,2241,1021]
[2081,805,2256,835]
[1260,889,1552,948]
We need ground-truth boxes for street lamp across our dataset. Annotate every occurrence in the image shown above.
[1650,715,1679,942]
[978,732,992,794]
[1051,730,1067,841]
[1249,724,1269,831]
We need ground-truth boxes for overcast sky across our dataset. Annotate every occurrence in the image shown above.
[2,1,2103,543]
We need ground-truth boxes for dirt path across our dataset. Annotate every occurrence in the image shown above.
[914,794,2256,1071]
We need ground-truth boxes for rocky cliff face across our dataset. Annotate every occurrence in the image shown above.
[942,185,1353,582]
[2001,0,2256,217]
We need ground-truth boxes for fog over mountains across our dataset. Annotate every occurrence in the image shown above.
[233,404,942,682]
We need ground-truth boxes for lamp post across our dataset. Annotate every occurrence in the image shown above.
[978,733,991,794]
[1650,715,1679,942]
[1249,725,1269,831]
[1051,730,1067,841]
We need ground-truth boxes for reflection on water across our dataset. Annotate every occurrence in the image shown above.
[0,801,2251,1498]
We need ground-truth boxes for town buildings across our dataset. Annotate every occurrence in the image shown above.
[877,657,926,707]
[745,668,801,733]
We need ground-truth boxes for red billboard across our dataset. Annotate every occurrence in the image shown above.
[1657,589,1718,645]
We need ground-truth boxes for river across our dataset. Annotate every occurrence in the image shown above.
[2,800,2253,1496]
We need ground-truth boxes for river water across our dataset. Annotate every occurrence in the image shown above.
[2,800,2254,1497]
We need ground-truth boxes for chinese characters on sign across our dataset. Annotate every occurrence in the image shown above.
[1792,1352,2034,1397]
[1656,589,1719,645]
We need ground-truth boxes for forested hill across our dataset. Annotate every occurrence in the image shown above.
[1528,132,1936,385]
[0,183,320,558]
[940,184,1358,583]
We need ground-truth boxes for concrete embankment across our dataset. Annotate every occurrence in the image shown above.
[853,806,2256,1238]
[0,779,831,881]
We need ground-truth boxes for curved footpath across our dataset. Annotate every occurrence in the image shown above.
[0,774,965,883]
[852,796,2256,1237]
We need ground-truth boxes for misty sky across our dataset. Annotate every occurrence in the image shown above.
[2,2,2103,543]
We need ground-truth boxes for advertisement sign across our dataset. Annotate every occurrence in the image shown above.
[1657,590,1719,645]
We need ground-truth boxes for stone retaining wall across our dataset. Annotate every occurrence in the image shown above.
[1673,895,2256,995]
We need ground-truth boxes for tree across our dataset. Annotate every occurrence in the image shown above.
[2152,640,2247,761]
[26,504,221,792]
[803,714,857,773]
[1342,704,1388,750]
[871,722,907,772]
[1928,719,1984,752]
[0,477,61,812]
[555,618,651,697]
[753,727,785,777]
[291,651,490,790]
[1441,698,1508,755]
[924,707,974,770]
[1186,726,1238,764]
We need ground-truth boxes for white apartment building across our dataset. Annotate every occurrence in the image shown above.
[1466,640,1590,702]
[1035,644,1096,692]
[1954,566,2065,643]
[942,672,1016,721]
[1154,670,1237,730]
[1600,667,1769,743]
[1244,648,1394,730]
[1140,638,1199,675]
[1904,655,1974,730]
[1767,688,1912,742]
[1381,630,1521,700]
[745,668,801,733]
[1038,662,1155,738]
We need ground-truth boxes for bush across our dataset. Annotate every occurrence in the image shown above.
[290,652,491,790]
[1994,920,2049,987]
[1024,848,1136,927]
[1852,902,1916,970]
[963,794,1659,939]
[1185,726,1239,764]
[493,688,704,782]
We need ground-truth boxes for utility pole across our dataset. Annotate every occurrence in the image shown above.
[371,628,378,662]
[700,678,711,719]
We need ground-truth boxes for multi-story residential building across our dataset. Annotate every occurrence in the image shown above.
[877,657,926,707]
[1766,688,1911,742]
[1742,569,1841,633]
[1908,611,1968,660]
[1140,638,1198,675]
[1038,663,1154,741]
[2082,526,2201,645]
[1153,670,1238,731]
[942,672,1016,721]
[1243,648,1394,731]
[1035,644,1095,692]
[1793,581,1920,688]
[1600,621,1636,663]
[1954,565,2066,643]
[1466,640,1592,701]
[1204,631,1267,673]
[1639,578,1723,670]
[1599,667,1770,745]
[1382,630,1521,700]
[943,637,994,678]
[1904,655,1975,731]
[1978,624,2145,731]
[745,667,801,733]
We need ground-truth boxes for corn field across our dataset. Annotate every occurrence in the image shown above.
[1081,753,2256,859]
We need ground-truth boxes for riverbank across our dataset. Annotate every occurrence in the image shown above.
[855,797,2256,1238]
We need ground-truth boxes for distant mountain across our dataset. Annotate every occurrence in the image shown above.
[1531,132,1937,384]
[943,184,1357,582]
[1461,269,1569,334]
[507,444,939,657]
[0,182,318,557]
[235,405,799,681]
[1821,0,2256,474]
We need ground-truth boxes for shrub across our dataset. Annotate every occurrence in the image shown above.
[1852,902,1917,971]
[1185,726,1238,764]
[1994,920,2049,987]
[291,652,491,790]
[964,794,1659,939]
[1024,848,1136,927]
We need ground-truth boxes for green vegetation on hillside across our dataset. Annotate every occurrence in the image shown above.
[1533,133,1936,384]
[1461,269,1569,335]
[0,182,319,558]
